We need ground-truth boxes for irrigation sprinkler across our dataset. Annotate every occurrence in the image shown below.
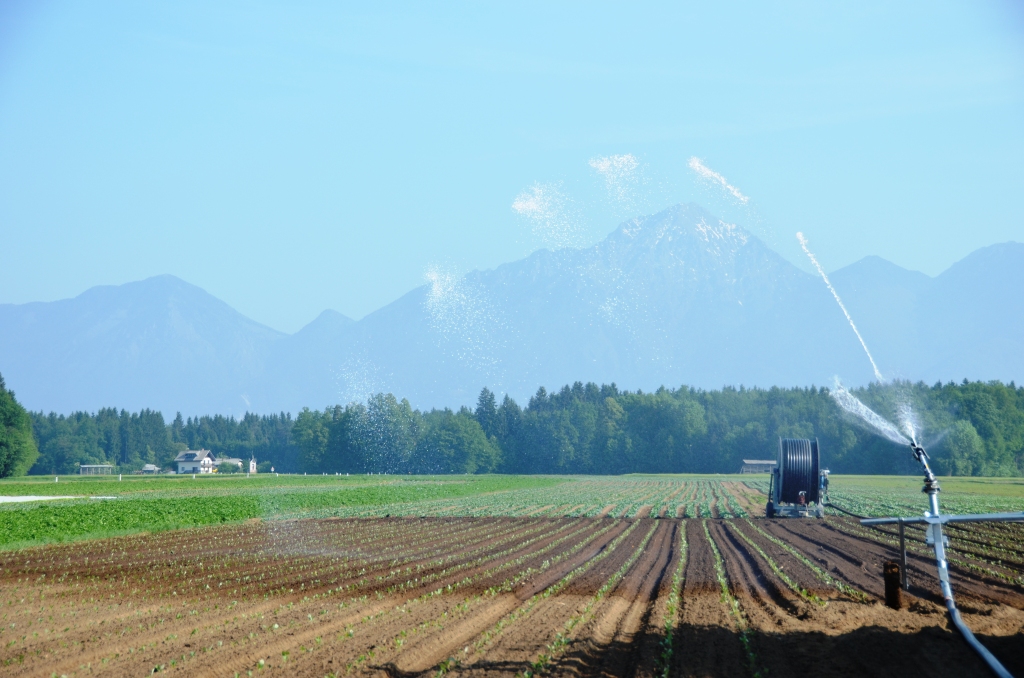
[861,442,1024,678]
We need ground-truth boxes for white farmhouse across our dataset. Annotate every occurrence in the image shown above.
[174,449,217,474]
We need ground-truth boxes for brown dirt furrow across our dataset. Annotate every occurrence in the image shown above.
[709,497,720,519]
[19,516,506,614]
[0,516,468,581]
[629,521,686,678]
[730,520,850,602]
[743,518,1024,678]
[115,518,600,678]
[943,525,1024,571]
[859,521,1024,588]
[360,521,633,676]
[553,520,677,678]
[597,505,616,518]
[5,511,1024,678]
[709,520,804,628]
[0,518,549,669]
[0,523,479,665]
[279,519,629,677]
[812,518,1024,607]
[455,521,648,676]
[5,518,581,678]
[671,519,749,678]
[721,481,767,516]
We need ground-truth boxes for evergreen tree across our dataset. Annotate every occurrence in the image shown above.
[475,388,498,438]
[0,373,38,477]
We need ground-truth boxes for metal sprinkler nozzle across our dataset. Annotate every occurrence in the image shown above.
[910,442,941,498]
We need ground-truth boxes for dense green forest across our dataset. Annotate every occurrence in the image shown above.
[28,411,299,475]
[20,379,1024,478]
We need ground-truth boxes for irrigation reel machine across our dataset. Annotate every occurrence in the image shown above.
[765,438,829,519]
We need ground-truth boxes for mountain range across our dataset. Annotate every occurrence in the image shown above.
[2,203,1021,416]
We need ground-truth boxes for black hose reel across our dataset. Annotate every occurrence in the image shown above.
[767,438,823,518]
[779,438,820,504]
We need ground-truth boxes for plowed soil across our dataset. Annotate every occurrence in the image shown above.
[0,516,1022,677]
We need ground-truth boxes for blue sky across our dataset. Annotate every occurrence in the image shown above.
[1,1,1022,333]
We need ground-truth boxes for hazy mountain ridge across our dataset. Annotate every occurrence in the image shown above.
[0,275,284,414]
[1,204,1021,415]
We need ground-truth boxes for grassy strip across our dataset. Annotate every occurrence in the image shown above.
[657,523,687,678]
[0,477,568,548]
[523,521,661,676]
[743,519,871,603]
[703,520,766,678]
[0,474,563,498]
[0,496,261,548]
[726,523,827,607]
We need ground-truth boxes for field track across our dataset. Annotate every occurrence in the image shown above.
[0,516,1022,677]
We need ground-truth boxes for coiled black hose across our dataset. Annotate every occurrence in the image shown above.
[779,438,819,504]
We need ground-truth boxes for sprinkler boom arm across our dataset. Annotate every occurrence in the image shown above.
[860,443,1022,678]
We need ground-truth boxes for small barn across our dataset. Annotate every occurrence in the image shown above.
[740,459,777,474]
[79,464,114,475]
[174,449,216,474]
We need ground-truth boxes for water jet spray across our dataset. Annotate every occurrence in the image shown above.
[825,385,1021,675]
[797,233,885,382]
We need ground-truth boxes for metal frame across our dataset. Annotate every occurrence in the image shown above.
[860,443,1023,678]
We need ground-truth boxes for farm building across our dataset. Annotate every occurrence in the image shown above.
[740,459,777,474]
[79,464,114,475]
[174,449,216,474]
[218,457,245,471]
[140,464,160,474]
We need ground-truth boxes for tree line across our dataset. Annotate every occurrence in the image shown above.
[5,372,1022,478]
[27,409,300,475]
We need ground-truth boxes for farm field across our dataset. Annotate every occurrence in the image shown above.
[0,476,1021,677]
[5,473,1022,550]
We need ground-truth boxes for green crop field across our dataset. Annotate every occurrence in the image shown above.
[0,474,562,548]
[0,473,1021,550]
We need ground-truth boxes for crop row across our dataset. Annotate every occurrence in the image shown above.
[322,478,760,521]
[14,512,1017,677]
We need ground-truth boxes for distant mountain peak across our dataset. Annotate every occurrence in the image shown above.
[1,205,1020,414]
[609,203,753,259]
